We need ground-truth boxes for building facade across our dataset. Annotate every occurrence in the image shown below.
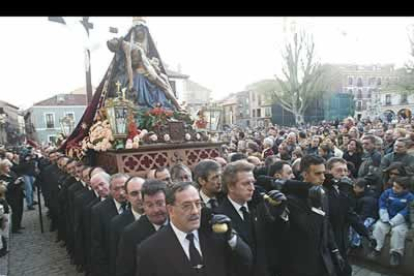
[25,93,87,146]
[0,100,22,146]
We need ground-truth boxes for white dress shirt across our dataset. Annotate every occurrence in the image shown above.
[199,190,217,209]
[113,199,123,214]
[131,208,142,221]
[170,222,203,260]
[227,196,249,220]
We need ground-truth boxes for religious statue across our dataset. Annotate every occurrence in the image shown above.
[107,19,183,111]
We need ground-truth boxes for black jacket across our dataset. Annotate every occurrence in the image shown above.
[216,196,274,276]
[109,209,135,276]
[136,224,253,276]
[354,189,378,221]
[91,197,119,276]
[116,215,157,276]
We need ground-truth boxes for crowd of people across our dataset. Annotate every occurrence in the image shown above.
[0,116,413,276]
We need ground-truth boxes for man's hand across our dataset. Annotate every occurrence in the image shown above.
[332,250,345,271]
[211,214,236,241]
[266,190,288,218]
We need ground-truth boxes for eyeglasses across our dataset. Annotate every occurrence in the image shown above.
[175,201,202,213]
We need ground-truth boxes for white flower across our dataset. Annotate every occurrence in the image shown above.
[150,134,158,142]
[185,133,191,141]
[125,139,133,149]
[163,134,170,142]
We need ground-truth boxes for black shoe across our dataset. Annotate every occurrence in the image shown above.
[390,251,402,267]
[367,249,381,260]
[33,200,38,204]
[27,206,35,211]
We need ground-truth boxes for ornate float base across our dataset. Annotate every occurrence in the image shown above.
[95,142,224,177]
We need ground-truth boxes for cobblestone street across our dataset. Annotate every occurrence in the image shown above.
[0,197,404,276]
[6,198,82,276]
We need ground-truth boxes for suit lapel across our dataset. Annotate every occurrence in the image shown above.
[221,197,247,242]
[163,225,196,276]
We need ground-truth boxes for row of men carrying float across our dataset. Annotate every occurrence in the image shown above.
[36,141,406,276]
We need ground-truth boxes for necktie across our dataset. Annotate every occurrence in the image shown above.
[240,206,254,247]
[208,198,217,210]
[240,206,250,222]
[186,233,203,270]
[120,202,127,214]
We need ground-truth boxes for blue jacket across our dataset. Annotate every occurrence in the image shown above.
[378,188,414,227]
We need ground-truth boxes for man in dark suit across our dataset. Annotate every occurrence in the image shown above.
[72,166,93,272]
[136,182,253,276]
[109,176,145,276]
[280,155,344,276]
[82,168,104,276]
[116,179,169,276]
[216,160,284,276]
[194,159,224,211]
[90,172,128,276]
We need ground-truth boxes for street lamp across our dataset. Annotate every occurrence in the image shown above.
[48,17,119,104]
[59,116,75,137]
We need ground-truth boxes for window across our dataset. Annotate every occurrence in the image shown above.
[348,77,353,86]
[253,109,256,118]
[367,89,372,98]
[252,92,256,102]
[377,78,381,86]
[357,89,363,99]
[401,94,408,104]
[45,113,55,128]
[348,89,353,94]
[357,77,363,87]
[257,108,261,118]
[385,94,391,105]
[265,107,271,117]
[258,95,262,106]
[362,101,367,110]
[356,101,362,111]
[64,112,75,121]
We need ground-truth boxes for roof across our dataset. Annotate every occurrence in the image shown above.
[0,100,19,110]
[34,93,87,106]
[166,68,189,79]
[186,79,212,93]
[68,86,95,94]
[217,93,237,106]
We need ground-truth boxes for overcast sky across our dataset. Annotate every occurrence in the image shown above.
[0,16,413,110]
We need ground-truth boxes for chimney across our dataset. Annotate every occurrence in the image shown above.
[57,94,65,103]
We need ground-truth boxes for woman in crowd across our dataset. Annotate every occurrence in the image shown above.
[343,139,363,178]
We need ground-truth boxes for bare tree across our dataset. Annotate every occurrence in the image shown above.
[271,31,338,124]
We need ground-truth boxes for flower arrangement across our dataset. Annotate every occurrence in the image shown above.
[83,120,114,152]
[135,105,193,132]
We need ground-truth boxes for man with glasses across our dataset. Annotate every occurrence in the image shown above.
[136,182,253,276]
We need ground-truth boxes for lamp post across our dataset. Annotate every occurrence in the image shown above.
[48,17,118,104]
